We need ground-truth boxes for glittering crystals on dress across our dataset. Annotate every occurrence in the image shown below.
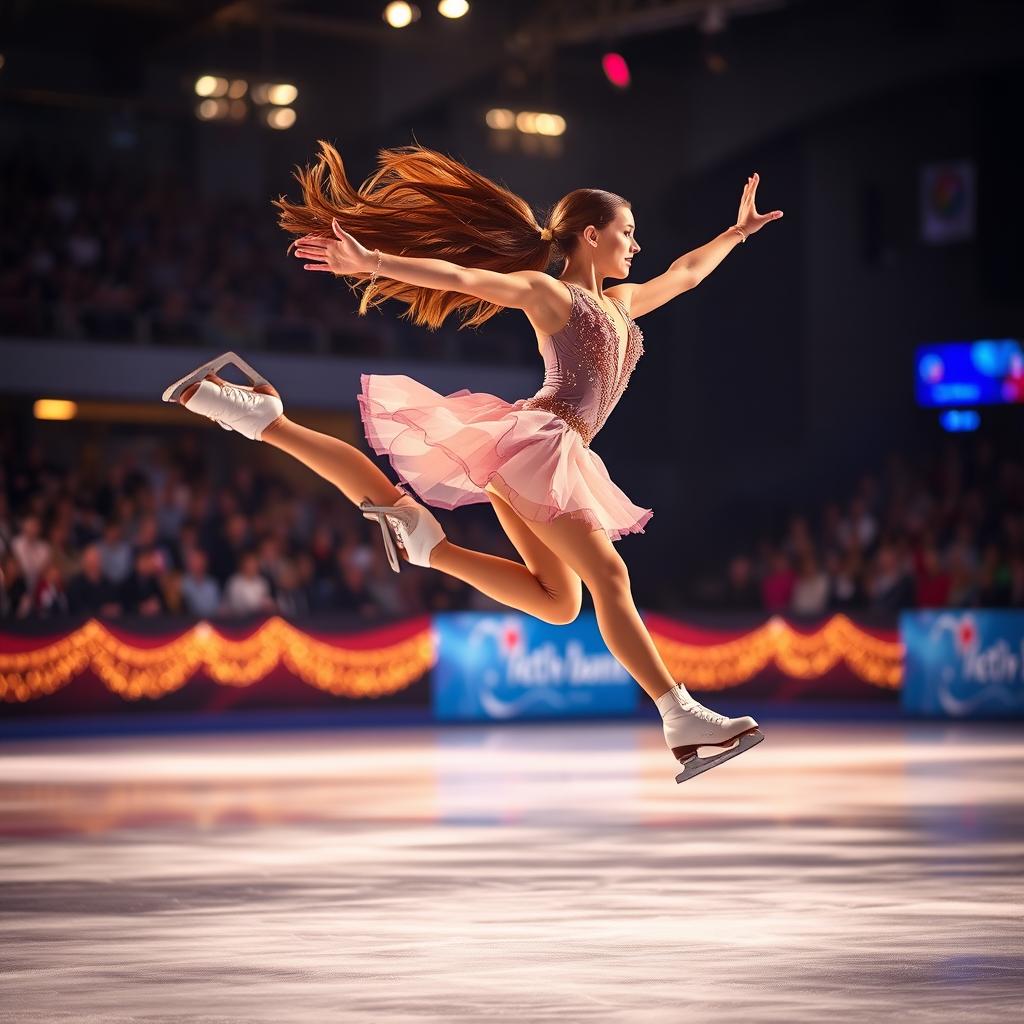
[522,281,645,448]
[521,395,595,447]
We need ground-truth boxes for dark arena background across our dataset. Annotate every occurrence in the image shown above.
[2,2,1023,1021]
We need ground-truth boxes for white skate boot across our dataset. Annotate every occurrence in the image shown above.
[359,485,445,573]
[162,351,283,441]
[657,686,764,783]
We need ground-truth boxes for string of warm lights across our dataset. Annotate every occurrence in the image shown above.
[647,614,903,690]
[0,613,902,703]
[0,618,435,703]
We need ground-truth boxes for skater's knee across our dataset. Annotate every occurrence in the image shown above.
[533,579,582,624]
[558,528,631,595]
[543,593,583,625]
[585,555,630,596]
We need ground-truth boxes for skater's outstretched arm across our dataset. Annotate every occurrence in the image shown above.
[606,172,783,319]
[293,219,566,316]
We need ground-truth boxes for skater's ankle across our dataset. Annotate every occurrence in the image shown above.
[428,538,453,569]
[655,683,690,715]
[260,413,287,439]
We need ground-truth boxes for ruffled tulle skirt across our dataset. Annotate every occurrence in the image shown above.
[357,373,652,542]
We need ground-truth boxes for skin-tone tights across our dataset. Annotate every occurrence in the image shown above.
[261,412,678,701]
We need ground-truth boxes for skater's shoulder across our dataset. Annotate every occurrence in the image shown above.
[511,272,574,338]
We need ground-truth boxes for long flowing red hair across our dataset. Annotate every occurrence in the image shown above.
[273,140,629,331]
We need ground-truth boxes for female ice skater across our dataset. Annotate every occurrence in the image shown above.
[162,141,783,782]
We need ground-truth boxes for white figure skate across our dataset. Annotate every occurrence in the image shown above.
[161,351,283,440]
[360,485,445,573]
[663,691,764,783]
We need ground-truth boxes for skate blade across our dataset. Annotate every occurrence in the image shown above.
[674,728,764,784]
[161,350,270,404]
[360,503,408,515]
[359,499,402,573]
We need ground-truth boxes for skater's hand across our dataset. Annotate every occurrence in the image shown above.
[734,173,783,238]
[293,219,375,276]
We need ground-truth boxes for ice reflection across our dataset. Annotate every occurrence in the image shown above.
[1,722,1022,1022]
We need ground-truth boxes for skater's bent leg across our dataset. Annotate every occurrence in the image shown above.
[430,484,582,624]
[522,513,679,702]
[429,542,581,625]
[261,419,580,624]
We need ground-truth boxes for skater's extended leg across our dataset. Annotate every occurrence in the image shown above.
[518,512,677,701]
[171,372,592,625]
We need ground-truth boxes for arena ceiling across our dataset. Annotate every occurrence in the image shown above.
[1,0,810,132]
[1,0,810,83]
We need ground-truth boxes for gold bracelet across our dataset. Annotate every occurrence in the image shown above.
[731,225,747,243]
[368,249,383,289]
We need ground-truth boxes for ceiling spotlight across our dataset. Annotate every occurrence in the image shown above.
[195,75,228,97]
[266,107,297,130]
[485,108,515,130]
[534,113,565,137]
[438,0,469,17]
[491,109,566,137]
[196,98,229,120]
[266,83,298,105]
[515,111,539,134]
[384,3,419,28]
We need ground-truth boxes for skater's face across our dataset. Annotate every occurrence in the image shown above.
[584,207,640,280]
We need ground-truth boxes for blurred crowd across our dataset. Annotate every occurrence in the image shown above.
[714,438,1024,614]
[0,153,523,364]
[5,424,1023,625]
[0,425,513,623]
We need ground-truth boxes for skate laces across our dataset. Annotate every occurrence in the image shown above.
[220,382,258,411]
[384,496,421,534]
[384,507,414,544]
[197,381,261,431]
[385,499,437,552]
[674,692,727,725]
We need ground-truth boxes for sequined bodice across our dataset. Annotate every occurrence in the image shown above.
[520,281,645,448]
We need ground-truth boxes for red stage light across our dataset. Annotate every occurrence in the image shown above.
[602,52,631,90]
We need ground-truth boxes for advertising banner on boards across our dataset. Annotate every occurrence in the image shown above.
[432,611,638,722]
[901,610,1024,718]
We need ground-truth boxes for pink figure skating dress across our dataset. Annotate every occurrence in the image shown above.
[357,279,652,541]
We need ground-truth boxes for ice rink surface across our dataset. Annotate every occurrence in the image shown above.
[1,719,1022,1022]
